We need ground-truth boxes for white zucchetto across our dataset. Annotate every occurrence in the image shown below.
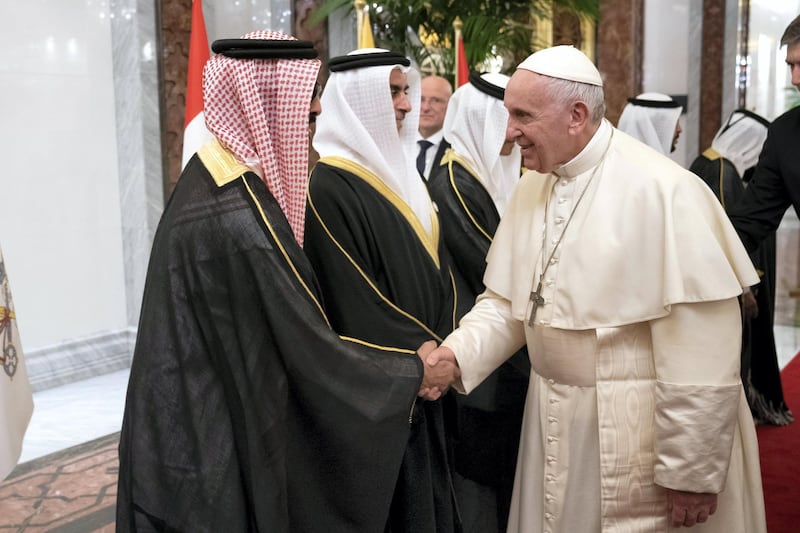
[516,45,603,86]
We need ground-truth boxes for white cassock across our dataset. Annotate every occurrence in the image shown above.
[442,120,766,532]
[0,245,33,480]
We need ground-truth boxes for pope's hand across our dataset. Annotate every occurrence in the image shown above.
[416,342,460,400]
[667,489,717,527]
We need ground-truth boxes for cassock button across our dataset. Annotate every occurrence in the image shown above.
[554,216,564,224]
[546,455,556,464]
[545,279,554,286]
[539,319,549,326]
[558,197,566,204]
[548,416,557,423]
[549,257,559,265]
[545,513,555,521]
[546,474,556,483]
[547,379,555,385]
[545,493,555,502]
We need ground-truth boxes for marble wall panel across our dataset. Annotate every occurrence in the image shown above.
[24,330,135,392]
[110,0,164,326]
[0,1,129,350]
[686,1,703,162]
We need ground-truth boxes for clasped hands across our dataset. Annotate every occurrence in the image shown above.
[416,340,460,400]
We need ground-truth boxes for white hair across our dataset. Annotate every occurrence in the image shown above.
[538,75,606,123]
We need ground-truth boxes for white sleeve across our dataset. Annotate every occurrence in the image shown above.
[650,298,743,493]
[442,289,527,394]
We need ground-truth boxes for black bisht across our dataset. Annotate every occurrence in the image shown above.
[116,153,422,532]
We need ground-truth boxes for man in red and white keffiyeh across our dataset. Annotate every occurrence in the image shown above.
[118,31,434,533]
[203,29,320,245]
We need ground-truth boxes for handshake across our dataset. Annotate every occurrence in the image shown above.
[416,340,461,401]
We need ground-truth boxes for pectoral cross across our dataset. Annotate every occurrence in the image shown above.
[528,280,545,328]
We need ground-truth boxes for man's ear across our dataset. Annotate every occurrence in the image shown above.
[569,101,591,133]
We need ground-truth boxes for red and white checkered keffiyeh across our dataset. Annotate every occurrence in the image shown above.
[203,30,321,246]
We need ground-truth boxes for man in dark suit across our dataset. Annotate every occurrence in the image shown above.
[729,14,800,252]
[417,75,452,182]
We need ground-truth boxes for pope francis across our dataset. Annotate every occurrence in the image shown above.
[423,46,766,532]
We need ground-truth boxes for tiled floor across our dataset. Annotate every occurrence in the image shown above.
[15,325,800,464]
[1,434,118,532]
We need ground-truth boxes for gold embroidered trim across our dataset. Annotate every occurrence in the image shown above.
[448,270,458,331]
[702,147,721,161]
[339,336,416,354]
[239,173,331,329]
[441,149,493,242]
[198,138,251,187]
[317,156,440,268]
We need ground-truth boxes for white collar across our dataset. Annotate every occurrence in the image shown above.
[419,129,445,145]
[554,119,612,178]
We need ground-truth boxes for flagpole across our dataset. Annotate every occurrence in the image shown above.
[354,0,375,49]
[355,0,366,47]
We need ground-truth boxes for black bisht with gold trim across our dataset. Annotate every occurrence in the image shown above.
[116,141,422,532]
[305,156,461,532]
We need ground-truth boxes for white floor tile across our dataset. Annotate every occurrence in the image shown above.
[18,367,130,463]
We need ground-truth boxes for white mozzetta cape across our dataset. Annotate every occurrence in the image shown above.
[484,124,759,329]
[443,123,766,532]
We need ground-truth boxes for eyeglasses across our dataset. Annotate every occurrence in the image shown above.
[421,96,447,107]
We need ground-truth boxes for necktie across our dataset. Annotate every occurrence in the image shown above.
[416,140,433,177]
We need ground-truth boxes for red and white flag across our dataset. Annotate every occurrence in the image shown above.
[181,0,213,168]
[454,18,468,87]
[456,36,468,87]
[0,245,33,480]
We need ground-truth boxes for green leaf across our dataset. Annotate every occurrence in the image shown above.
[313,0,599,79]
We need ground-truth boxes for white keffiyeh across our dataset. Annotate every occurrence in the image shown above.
[443,72,521,215]
[313,49,434,233]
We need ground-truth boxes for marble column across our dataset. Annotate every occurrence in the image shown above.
[159,0,192,191]
[596,0,643,125]
[721,0,740,122]
[698,0,725,152]
[110,0,164,335]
